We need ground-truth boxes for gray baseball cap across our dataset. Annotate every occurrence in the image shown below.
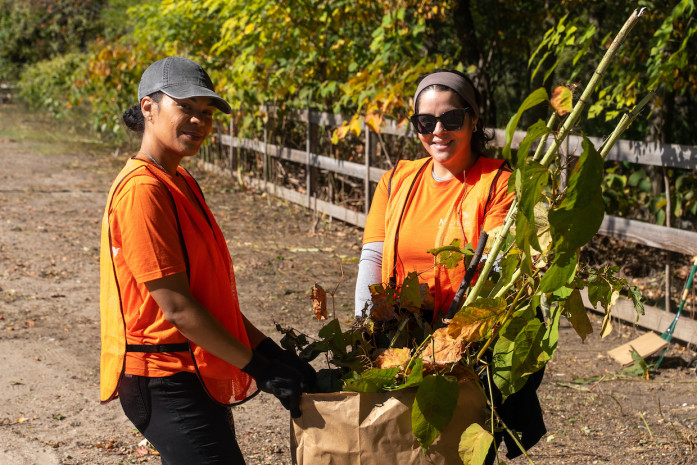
[137,56,231,114]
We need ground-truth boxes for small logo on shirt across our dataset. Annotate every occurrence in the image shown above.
[438,217,460,228]
[112,247,120,258]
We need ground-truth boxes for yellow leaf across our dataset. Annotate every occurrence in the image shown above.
[374,348,411,369]
[332,123,350,143]
[551,85,573,116]
[422,327,467,365]
[244,23,254,35]
[365,112,383,133]
[349,115,362,137]
[447,297,507,342]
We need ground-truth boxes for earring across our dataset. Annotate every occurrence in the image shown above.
[472,126,477,133]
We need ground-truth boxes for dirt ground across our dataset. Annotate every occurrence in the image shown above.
[1,104,696,465]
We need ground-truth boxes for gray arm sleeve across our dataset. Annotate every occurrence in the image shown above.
[354,241,384,317]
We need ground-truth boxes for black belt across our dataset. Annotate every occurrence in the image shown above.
[126,343,190,353]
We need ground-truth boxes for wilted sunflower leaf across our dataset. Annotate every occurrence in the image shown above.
[447,297,507,342]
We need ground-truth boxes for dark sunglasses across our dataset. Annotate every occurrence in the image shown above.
[410,108,470,134]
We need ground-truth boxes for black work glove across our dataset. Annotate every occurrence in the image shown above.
[256,337,318,393]
[242,350,303,418]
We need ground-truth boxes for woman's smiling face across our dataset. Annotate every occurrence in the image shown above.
[146,94,216,158]
[416,88,477,179]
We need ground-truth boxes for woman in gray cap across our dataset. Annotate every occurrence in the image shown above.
[354,69,545,462]
[99,56,316,464]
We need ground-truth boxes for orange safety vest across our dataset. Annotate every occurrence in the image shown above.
[381,156,512,317]
[99,158,257,405]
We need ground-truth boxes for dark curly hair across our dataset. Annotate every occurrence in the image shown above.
[122,91,164,133]
[414,69,492,157]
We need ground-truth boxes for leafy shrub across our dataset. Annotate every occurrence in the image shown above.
[0,0,106,81]
[18,52,88,117]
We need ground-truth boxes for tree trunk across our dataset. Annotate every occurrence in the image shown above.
[453,0,496,125]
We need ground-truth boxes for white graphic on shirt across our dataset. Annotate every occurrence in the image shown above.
[112,247,120,258]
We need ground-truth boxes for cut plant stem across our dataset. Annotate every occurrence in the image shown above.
[464,8,647,307]
[598,91,654,160]
[481,365,537,465]
[532,113,558,162]
[538,8,647,168]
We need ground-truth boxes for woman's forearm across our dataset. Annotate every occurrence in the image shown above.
[354,241,384,317]
[146,272,253,368]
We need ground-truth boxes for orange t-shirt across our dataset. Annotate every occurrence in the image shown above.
[364,172,467,285]
[109,173,195,377]
[363,156,513,315]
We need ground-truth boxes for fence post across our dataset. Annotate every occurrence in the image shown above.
[664,168,672,312]
[306,106,312,209]
[263,113,269,189]
[364,124,372,214]
[229,111,236,173]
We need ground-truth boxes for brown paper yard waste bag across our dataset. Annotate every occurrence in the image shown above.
[290,379,487,465]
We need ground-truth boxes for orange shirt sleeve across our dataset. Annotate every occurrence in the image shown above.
[363,171,390,244]
[111,178,187,283]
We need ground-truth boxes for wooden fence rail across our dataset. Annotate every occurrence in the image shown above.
[207,108,697,343]
[216,108,697,256]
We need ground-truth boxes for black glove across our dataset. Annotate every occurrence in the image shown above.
[256,337,318,393]
[242,349,303,418]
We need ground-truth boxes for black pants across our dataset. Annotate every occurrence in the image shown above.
[119,372,245,465]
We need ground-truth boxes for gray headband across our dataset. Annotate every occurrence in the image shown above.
[413,72,479,119]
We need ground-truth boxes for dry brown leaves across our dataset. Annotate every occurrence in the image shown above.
[421,327,468,366]
[367,284,397,321]
[310,282,327,320]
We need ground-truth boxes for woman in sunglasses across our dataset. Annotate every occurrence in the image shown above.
[354,69,545,463]
[355,69,513,321]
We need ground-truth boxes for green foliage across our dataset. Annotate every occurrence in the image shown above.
[492,306,554,399]
[548,138,605,255]
[602,162,697,227]
[18,53,88,117]
[0,0,106,81]
[560,288,593,342]
[502,88,549,163]
[412,374,459,453]
[428,239,474,269]
[529,1,697,144]
[459,423,494,465]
